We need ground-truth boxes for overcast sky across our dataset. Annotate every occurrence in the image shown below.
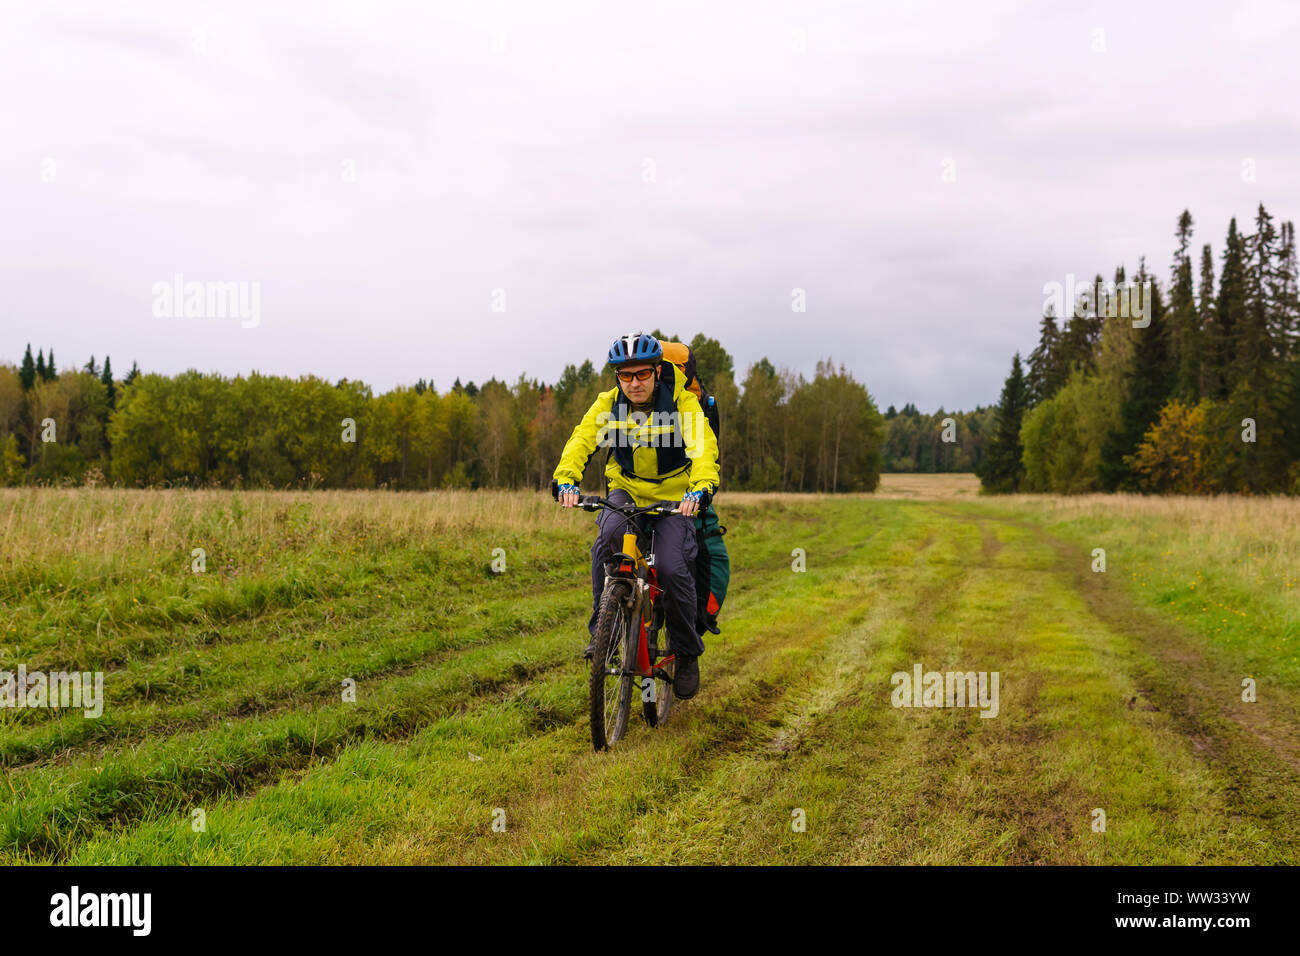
[3,0,1299,411]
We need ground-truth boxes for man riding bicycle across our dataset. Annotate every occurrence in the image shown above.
[551,332,720,700]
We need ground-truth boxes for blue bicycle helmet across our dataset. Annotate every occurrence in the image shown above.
[607,332,662,367]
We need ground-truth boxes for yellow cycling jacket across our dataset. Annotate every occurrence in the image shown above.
[552,370,720,506]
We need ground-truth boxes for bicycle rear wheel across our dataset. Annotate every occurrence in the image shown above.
[590,579,636,751]
[642,607,674,728]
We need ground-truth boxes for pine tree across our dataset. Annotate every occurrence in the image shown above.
[19,344,36,390]
[977,352,1029,493]
[1169,210,1201,401]
[101,356,116,408]
[84,355,99,377]
[123,361,140,387]
[46,348,55,378]
[37,349,48,381]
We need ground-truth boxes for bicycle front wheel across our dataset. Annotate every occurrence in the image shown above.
[590,579,637,751]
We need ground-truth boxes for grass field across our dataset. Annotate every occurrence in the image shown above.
[2,475,1298,864]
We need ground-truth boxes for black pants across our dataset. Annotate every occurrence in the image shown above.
[588,489,705,659]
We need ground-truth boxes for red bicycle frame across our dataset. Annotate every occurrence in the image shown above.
[634,566,675,678]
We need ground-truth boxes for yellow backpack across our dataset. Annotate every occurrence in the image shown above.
[659,340,720,442]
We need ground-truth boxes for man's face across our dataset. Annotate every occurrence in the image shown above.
[617,362,659,404]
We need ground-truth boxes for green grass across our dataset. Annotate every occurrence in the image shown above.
[1,486,1297,864]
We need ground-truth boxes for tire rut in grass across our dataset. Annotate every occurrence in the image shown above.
[2,596,588,768]
[882,509,1085,862]
[3,650,583,862]
[1034,522,1300,773]
[992,513,1300,853]
[474,566,891,863]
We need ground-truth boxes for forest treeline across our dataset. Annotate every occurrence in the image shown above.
[881,404,994,474]
[979,204,1300,494]
[0,330,969,492]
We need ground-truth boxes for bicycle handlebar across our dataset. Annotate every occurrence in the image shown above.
[551,479,712,510]
[576,495,679,516]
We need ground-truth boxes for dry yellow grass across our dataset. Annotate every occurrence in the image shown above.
[988,492,1300,579]
[874,473,981,499]
[0,489,560,568]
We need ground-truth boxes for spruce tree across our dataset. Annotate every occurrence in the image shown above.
[19,344,35,390]
[1217,217,1247,394]
[1026,310,1063,404]
[1271,220,1299,361]
[1169,210,1201,401]
[1197,243,1219,397]
[977,352,1029,493]
[1099,261,1172,491]
[36,350,47,381]
[84,355,99,377]
[45,348,56,379]
[1229,206,1296,490]
[1056,314,1093,378]
[1237,204,1278,385]
[101,356,116,407]
[1087,273,1107,352]
[1276,221,1300,473]
[123,361,140,387]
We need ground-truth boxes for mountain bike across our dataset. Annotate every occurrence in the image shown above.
[577,495,679,751]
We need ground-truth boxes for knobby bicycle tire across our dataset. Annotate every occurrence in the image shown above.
[590,579,636,751]
[642,602,674,728]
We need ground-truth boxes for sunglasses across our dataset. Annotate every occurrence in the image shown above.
[616,367,656,383]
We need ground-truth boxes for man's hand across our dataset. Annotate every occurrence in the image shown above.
[678,490,702,516]
[557,483,581,508]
